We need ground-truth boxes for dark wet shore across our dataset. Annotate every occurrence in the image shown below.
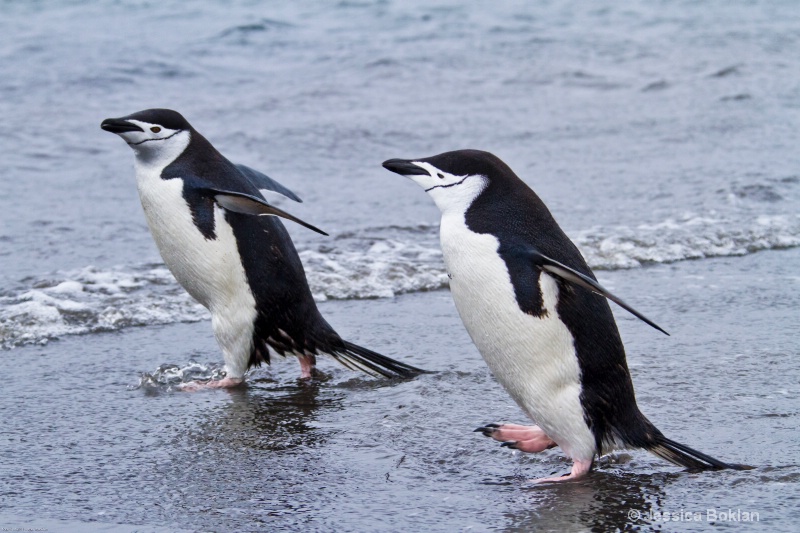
[2,249,798,532]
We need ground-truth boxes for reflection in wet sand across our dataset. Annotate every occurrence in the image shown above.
[504,469,677,532]
[189,379,342,452]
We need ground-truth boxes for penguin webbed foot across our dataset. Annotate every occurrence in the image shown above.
[530,458,593,484]
[297,366,331,383]
[475,423,557,453]
[177,376,245,391]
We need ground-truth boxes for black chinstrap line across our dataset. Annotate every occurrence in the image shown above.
[127,129,183,146]
[424,175,470,192]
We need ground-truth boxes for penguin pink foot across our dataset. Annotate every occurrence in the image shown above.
[298,355,317,380]
[532,458,593,484]
[178,377,244,391]
[475,423,557,453]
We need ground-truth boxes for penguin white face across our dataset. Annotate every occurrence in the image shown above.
[101,109,192,166]
[383,154,489,214]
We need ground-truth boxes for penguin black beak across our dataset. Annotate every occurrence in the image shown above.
[100,118,144,134]
[382,159,429,176]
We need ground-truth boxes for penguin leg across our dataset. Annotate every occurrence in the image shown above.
[298,354,317,379]
[531,458,593,484]
[475,424,557,453]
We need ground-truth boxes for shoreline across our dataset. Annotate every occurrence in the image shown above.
[2,249,797,531]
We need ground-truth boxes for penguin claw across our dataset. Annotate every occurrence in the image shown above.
[474,425,499,437]
[475,423,558,452]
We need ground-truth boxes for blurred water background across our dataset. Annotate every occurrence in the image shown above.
[1,1,798,531]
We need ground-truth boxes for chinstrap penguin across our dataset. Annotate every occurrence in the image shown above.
[383,149,751,483]
[101,108,422,388]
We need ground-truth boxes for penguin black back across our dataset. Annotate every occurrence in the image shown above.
[223,208,331,363]
[102,108,423,385]
[418,150,644,452]
[386,149,751,481]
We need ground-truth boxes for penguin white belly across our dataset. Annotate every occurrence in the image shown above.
[135,167,257,377]
[440,212,596,461]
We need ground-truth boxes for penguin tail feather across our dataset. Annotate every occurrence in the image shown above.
[648,435,753,471]
[331,341,426,379]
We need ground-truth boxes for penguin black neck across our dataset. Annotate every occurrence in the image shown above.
[163,129,237,181]
[464,173,575,260]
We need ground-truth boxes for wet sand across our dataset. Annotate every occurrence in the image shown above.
[2,248,798,532]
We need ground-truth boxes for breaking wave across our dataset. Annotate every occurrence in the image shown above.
[0,265,208,349]
[573,213,800,269]
[2,214,798,349]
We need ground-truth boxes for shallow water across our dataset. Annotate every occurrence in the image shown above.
[1,0,799,531]
[2,250,799,531]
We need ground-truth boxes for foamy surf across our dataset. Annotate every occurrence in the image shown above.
[574,213,800,269]
[2,213,798,349]
[136,361,227,390]
[0,265,209,349]
[300,223,446,300]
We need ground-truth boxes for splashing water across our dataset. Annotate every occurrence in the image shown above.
[2,214,799,349]
[136,361,228,390]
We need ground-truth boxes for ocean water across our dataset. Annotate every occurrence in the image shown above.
[1,1,798,531]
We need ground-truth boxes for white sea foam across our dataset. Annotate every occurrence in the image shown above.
[2,215,798,349]
[299,224,446,300]
[573,213,800,269]
[0,265,209,349]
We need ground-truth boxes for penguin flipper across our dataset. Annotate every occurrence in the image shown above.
[209,188,328,236]
[235,164,303,203]
[525,248,669,336]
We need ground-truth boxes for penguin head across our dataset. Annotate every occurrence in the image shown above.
[101,108,192,165]
[383,149,508,213]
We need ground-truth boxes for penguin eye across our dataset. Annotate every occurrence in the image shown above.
[437,173,445,179]
[150,126,162,133]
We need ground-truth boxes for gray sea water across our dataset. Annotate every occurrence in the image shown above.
[1,1,799,531]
